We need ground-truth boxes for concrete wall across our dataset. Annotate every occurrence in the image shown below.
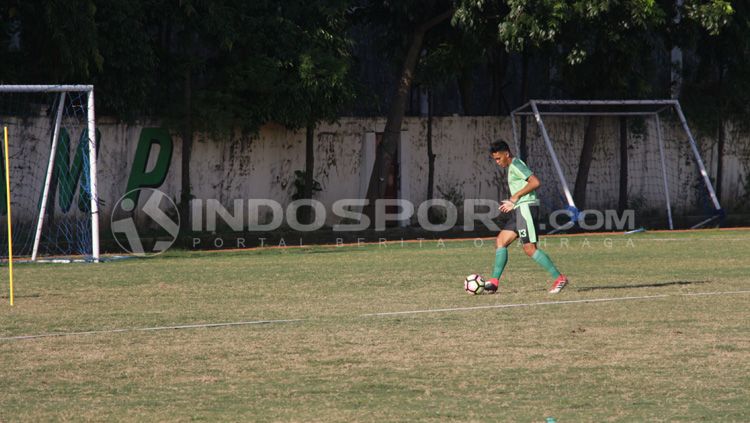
[3,115,749,234]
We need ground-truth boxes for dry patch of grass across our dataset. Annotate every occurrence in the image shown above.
[0,230,749,421]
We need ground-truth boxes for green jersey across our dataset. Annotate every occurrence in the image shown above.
[508,158,537,206]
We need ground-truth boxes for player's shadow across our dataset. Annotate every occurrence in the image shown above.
[575,280,711,292]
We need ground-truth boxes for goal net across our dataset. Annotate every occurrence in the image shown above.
[0,85,99,262]
[510,100,723,232]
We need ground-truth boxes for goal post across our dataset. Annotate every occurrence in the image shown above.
[32,91,66,261]
[510,99,723,231]
[0,85,99,262]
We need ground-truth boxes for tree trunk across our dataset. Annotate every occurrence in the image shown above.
[365,9,453,214]
[458,70,473,115]
[180,67,193,231]
[618,117,628,213]
[489,45,509,115]
[715,65,725,202]
[426,90,435,200]
[519,47,530,160]
[716,118,724,202]
[302,122,315,224]
[573,117,599,209]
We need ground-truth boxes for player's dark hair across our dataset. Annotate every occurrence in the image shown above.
[489,140,511,154]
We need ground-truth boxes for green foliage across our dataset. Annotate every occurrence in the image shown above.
[0,0,355,132]
[417,22,484,90]
[91,1,158,118]
[153,0,358,133]
[355,0,457,87]
[497,0,569,51]
[357,0,456,36]
[436,183,464,204]
[454,0,668,98]
[455,0,663,54]
[684,0,734,35]
[265,1,357,129]
[292,170,322,200]
[0,1,101,82]
[0,0,742,129]
[552,1,666,98]
[453,0,739,126]
[675,0,745,134]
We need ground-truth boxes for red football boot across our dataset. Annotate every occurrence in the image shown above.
[484,277,499,294]
[549,275,569,294]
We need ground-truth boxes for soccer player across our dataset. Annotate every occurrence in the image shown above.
[484,140,568,294]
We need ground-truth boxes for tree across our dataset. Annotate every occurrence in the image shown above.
[357,1,455,217]
[2,0,356,228]
[136,0,243,224]
[261,1,356,223]
[549,0,733,208]
[90,1,159,118]
[0,1,101,83]
[416,13,489,200]
[518,1,666,209]
[107,1,355,225]
[674,0,741,202]
[456,1,664,208]
[459,1,734,209]
[456,0,564,159]
[159,1,356,224]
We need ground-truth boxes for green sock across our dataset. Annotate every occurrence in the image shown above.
[491,247,508,279]
[532,249,561,279]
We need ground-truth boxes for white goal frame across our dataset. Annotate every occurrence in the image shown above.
[510,99,723,230]
[0,85,99,261]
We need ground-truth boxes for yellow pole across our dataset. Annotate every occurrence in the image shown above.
[3,127,13,306]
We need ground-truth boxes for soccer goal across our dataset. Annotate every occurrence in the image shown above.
[510,100,723,231]
[0,85,99,262]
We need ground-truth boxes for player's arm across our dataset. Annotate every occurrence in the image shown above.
[510,175,540,203]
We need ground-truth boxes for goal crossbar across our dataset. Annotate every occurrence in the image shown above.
[509,99,723,231]
[0,85,94,93]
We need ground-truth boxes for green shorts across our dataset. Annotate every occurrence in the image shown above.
[502,203,539,244]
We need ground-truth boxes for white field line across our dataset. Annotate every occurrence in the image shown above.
[633,237,749,242]
[360,294,672,317]
[362,290,750,317]
[0,319,306,341]
[680,290,750,297]
[2,290,749,342]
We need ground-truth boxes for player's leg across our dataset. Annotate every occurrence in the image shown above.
[495,229,518,249]
[485,226,517,293]
[517,204,569,293]
[493,229,516,277]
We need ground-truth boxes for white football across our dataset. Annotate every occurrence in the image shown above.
[464,274,485,295]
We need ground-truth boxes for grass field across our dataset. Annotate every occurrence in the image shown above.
[1,229,749,421]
